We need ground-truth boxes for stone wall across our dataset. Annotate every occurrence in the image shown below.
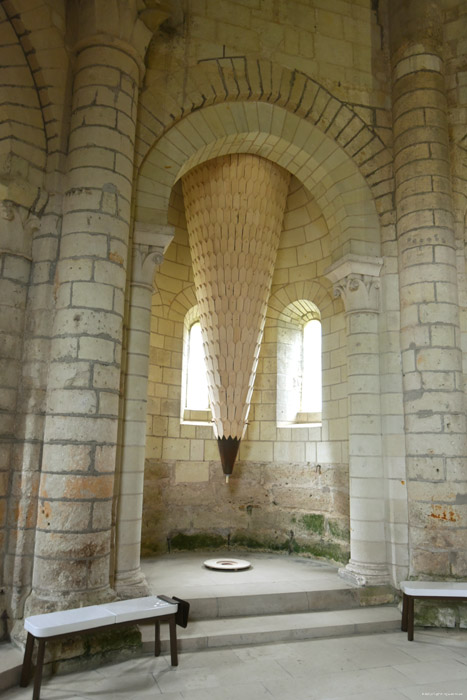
[1,0,467,646]
[142,177,349,562]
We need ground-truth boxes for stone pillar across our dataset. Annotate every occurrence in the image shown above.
[326,255,389,586]
[390,0,467,577]
[27,2,151,612]
[114,224,173,598]
[0,203,38,615]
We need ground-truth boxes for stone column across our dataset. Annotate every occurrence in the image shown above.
[0,203,38,615]
[326,255,389,586]
[114,224,173,598]
[390,0,467,577]
[27,2,151,612]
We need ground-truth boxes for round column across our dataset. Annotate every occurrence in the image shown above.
[114,224,173,598]
[0,203,38,609]
[390,0,467,577]
[28,10,149,611]
[326,255,389,586]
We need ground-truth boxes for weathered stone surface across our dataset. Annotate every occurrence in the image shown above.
[3,0,467,663]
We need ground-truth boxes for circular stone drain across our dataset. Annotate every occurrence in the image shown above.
[204,558,251,571]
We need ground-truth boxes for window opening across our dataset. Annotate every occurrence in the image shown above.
[181,309,211,424]
[277,299,322,427]
[186,321,210,410]
[301,318,322,414]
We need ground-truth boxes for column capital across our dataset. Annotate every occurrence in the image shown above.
[324,254,383,314]
[131,222,174,289]
[68,0,153,78]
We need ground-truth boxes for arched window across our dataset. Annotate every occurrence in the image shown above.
[301,318,322,414]
[185,322,209,410]
[277,300,322,426]
[181,308,211,423]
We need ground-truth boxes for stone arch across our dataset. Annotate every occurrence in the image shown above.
[268,280,340,322]
[0,2,47,206]
[136,101,382,262]
[167,285,198,324]
[2,0,69,172]
[137,57,392,213]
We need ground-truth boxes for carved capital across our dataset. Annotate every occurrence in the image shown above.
[68,0,153,78]
[131,222,174,289]
[332,274,381,313]
[324,254,383,314]
[139,0,184,33]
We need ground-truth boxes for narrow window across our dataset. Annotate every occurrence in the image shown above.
[301,319,322,414]
[277,300,322,427]
[181,311,211,424]
[185,321,209,410]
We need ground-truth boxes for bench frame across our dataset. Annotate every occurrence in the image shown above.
[20,610,178,700]
[401,586,467,641]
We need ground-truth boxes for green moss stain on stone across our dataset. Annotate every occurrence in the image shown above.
[292,539,350,564]
[230,533,290,552]
[150,528,350,567]
[328,519,349,541]
[46,626,142,675]
[415,601,457,628]
[170,532,226,550]
[301,514,325,535]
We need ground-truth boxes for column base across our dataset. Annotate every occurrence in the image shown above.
[339,559,390,587]
[13,585,117,646]
[114,568,150,599]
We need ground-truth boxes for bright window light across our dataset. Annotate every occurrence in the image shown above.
[186,322,210,410]
[301,319,322,413]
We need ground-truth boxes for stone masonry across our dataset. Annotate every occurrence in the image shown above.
[1,0,467,658]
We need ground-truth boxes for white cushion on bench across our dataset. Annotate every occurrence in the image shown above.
[24,606,114,637]
[24,596,178,638]
[101,596,177,623]
[400,581,467,597]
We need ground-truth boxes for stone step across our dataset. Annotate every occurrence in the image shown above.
[0,642,23,693]
[0,606,401,693]
[141,605,401,652]
[186,585,396,621]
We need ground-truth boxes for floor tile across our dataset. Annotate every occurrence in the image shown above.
[399,678,467,699]
[394,659,467,684]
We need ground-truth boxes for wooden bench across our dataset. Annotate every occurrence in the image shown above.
[400,580,467,641]
[20,595,185,700]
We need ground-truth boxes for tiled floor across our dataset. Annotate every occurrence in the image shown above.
[5,629,467,699]
[3,553,467,699]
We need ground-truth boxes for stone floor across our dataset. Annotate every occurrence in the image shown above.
[141,551,352,601]
[3,553,467,699]
[4,629,467,699]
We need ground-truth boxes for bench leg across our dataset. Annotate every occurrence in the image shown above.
[154,620,161,657]
[401,593,408,632]
[407,596,415,641]
[32,639,46,700]
[168,615,178,667]
[20,632,35,687]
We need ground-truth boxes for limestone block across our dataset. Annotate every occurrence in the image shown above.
[175,461,209,483]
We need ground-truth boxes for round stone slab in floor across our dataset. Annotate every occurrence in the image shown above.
[204,558,251,571]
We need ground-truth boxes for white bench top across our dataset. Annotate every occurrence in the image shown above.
[400,581,467,597]
[24,596,178,637]
[101,596,177,624]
